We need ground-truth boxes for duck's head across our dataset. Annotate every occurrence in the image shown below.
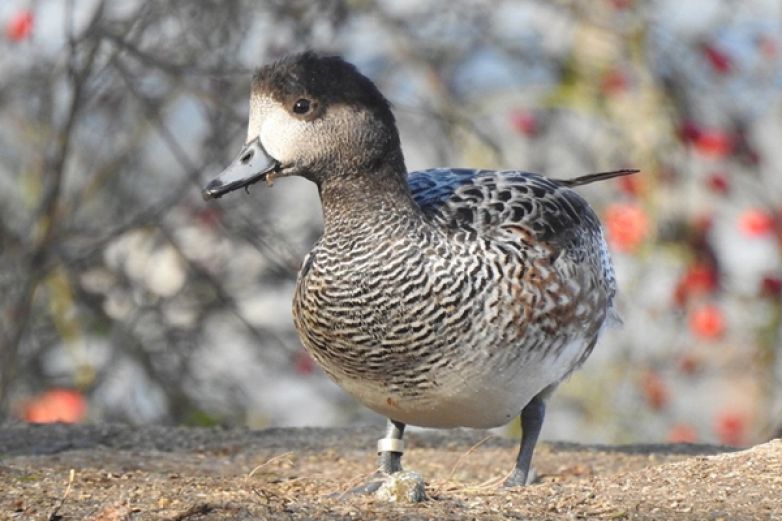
[203,52,403,199]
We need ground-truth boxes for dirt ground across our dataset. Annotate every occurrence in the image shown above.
[0,424,780,520]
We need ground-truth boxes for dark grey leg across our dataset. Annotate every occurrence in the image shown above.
[504,394,545,487]
[378,419,406,474]
[333,418,406,496]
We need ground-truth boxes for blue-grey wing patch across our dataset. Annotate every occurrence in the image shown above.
[407,168,479,214]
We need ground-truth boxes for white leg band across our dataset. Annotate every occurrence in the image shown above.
[377,438,404,453]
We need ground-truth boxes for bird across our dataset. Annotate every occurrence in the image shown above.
[202,51,636,489]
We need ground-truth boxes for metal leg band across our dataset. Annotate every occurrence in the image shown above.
[377,438,404,454]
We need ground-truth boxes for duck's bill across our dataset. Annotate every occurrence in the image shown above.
[202,137,280,200]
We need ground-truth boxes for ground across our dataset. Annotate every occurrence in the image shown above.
[0,424,780,520]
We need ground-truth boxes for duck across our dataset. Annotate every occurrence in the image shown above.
[203,51,636,489]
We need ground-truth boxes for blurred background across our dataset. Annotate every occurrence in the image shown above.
[1,0,781,447]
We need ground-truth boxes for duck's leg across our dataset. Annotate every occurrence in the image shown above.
[378,419,406,474]
[336,418,406,496]
[504,394,545,487]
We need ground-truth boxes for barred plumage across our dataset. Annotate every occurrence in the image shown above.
[202,51,637,489]
[293,168,614,429]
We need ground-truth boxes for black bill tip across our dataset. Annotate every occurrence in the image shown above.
[203,137,281,201]
[202,178,225,200]
[201,170,271,201]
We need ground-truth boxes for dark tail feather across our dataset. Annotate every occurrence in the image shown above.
[560,169,640,187]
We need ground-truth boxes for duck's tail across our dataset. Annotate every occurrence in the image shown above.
[560,169,640,188]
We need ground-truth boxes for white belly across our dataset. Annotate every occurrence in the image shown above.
[336,337,590,429]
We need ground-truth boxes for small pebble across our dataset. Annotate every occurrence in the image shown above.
[375,471,426,503]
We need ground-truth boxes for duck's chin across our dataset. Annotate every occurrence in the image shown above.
[263,165,300,187]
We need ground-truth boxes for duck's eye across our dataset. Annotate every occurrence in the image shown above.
[292,98,311,114]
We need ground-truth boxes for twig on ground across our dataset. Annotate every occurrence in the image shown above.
[164,502,215,521]
[334,468,384,499]
[48,468,75,521]
[446,434,494,481]
[246,452,295,479]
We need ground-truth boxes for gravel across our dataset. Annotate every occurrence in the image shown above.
[0,423,779,520]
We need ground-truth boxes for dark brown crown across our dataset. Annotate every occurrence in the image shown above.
[252,52,397,132]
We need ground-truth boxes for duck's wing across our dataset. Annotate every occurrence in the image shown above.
[407,168,627,243]
[407,167,634,313]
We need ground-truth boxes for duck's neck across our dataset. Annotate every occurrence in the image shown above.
[317,155,422,238]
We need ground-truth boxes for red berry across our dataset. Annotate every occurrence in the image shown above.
[693,129,734,158]
[601,68,628,96]
[758,35,778,59]
[692,213,714,234]
[668,423,698,443]
[761,275,782,298]
[293,349,315,375]
[715,410,746,446]
[739,209,775,237]
[689,305,725,340]
[616,174,642,196]
[509,109,538,137]
[641,370,668,411]
[22,389,87,424]
[706,172,729,194]
[674,263,718,306]
[604,203,650,253]
[702,43,732,74]
[194,207,222,229]
[677,354,699,375]
[5,10,33,42]
[609,0,632,10]
[678,120,702,143]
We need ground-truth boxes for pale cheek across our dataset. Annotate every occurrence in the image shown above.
[246,97,269,143]
[260,111,310,163]
[246,109,261,142]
